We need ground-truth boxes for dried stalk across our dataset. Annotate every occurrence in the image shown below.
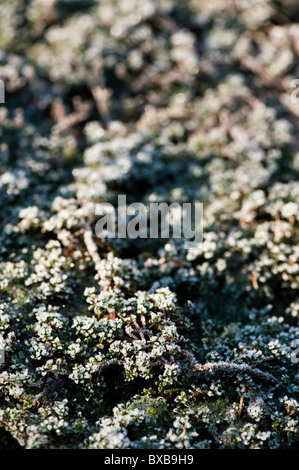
[182,351,279,384]
[83,227,101,269]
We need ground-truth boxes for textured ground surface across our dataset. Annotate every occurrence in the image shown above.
[0,0,298,449]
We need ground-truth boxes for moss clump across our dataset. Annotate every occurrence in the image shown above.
[0,0,298,449]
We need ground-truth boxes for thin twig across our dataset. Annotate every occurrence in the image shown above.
[96,359,124,374]
[194,361,279,384]
[83,227,101,269]
[182,351,279,384]
[237,394,244,421]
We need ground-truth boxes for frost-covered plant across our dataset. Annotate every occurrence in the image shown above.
[0,0,298,450]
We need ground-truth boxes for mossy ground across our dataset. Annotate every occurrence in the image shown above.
[0,0,298,449]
